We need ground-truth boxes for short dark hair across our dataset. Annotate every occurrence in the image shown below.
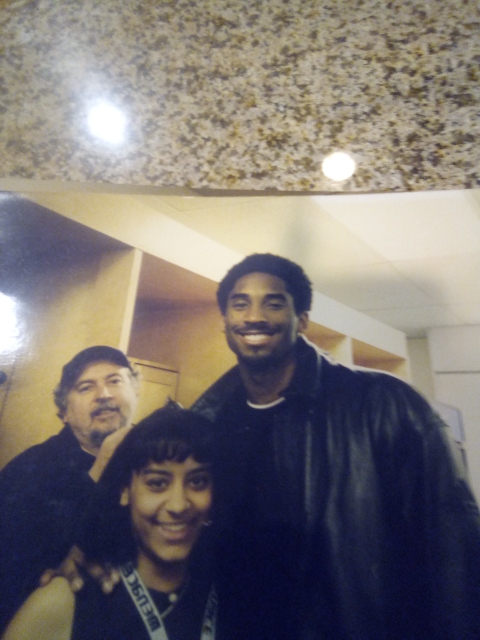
[216,253,313,315]
[54,346,137,418]
[99,402,214,490]
[78,403,215,564]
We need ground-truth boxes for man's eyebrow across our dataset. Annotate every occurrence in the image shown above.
[105,372,124,380]
[264,293,288,302]
[74,378,95,388]
[228,293,288,302]
[74,372,123,387]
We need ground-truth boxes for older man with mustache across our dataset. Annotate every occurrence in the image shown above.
[0,346,139,632]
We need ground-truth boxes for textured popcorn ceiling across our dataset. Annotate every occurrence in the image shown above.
[0,0,479,192]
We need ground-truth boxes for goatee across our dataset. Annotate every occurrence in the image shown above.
[239,352,285,373]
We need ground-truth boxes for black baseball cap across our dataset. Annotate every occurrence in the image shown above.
[58,346,133,394]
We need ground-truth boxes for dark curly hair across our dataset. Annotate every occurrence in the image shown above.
[77,403,215,566]
[216,253,312,315]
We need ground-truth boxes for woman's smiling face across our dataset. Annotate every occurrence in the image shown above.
[121,457,213,567]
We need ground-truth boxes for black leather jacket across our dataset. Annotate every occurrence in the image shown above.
[194,336,480,640]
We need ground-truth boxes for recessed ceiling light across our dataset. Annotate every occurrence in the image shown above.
[322,152,356,181]
[88,103,126,144]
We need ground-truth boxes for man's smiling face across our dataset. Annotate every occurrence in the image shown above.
[63,361,138,454]
[223,272,308,371]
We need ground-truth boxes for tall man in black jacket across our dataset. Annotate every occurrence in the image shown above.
[194,253,480,640]
[0,346,139,631]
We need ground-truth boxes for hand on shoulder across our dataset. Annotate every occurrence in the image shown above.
[39,545,121,596]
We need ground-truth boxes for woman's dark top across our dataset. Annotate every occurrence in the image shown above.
[72,570,213,640]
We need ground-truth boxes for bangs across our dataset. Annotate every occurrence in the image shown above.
[135,437,210,469]
[97,404,215,498]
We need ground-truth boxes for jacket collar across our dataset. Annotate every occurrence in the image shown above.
[193,334,325,419]
[57,424,97,469]
[281,334,323,401]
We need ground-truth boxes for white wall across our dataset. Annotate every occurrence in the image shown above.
[428,326,480,502]
[429,326,480,373]
[406,337,435,400]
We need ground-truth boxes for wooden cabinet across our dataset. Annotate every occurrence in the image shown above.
[305,322,409,380]
[130,358,179,423]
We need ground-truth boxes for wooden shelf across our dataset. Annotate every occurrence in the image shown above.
[305,323,409,380]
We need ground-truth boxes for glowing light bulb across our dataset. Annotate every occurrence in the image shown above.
[321,152,356,181]
[0,293,20,354]
[88,103,126,144]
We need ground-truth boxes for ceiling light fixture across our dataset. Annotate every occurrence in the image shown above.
[87,103,126,144]
[322,152,356,181]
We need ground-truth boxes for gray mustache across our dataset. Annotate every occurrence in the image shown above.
[91,403,119,418]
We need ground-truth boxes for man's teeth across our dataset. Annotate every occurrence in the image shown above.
[243,333,269,343]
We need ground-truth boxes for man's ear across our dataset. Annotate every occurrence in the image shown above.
[298,312,309,334]
[120,487,130,507]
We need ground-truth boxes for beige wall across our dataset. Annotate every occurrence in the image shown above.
[128,302,236,408]
[26,192,407,360]
[0,248,140,468]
